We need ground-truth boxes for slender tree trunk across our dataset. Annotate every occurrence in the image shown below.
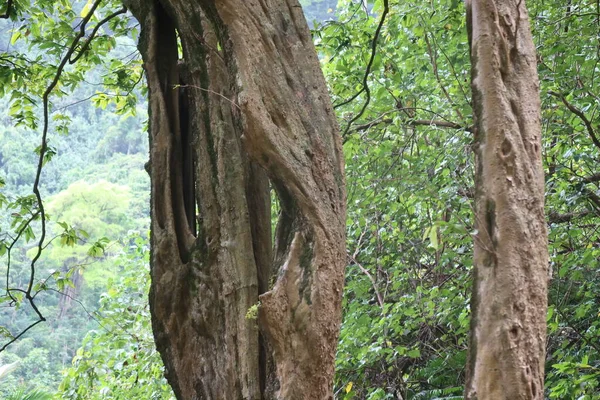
[465,1,548,399]
[123,0,346,399]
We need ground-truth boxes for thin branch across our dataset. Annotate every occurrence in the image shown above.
[550,12,600,26]
[429,31,471,106]
[548,210,596,223]
[2,0,128,353]
[44,288,108,330]
[352,116,470,133]
[583,172,600,183]
[583,186,600,209]
[0,319,44,352]
[56,92,115,111]
[175,84,241,110]
[549,90,600,151]
[69,6,128,64]
[0,55,19,69]
[334,86,364,111]
[45,286,144,343]
[5,211,41,303]
[348,254,384,309]
[56,72,142,112]
[336,0,390,136]
[423,31,464,121]
[554,304,600,354]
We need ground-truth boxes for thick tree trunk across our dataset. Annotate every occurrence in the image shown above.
[465,1,548,399]
[123,0,346,399]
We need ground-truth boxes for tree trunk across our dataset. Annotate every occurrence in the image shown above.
[465,1,548,399]
[122,0,346,399]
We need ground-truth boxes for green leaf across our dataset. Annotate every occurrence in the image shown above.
[407,348,421,358]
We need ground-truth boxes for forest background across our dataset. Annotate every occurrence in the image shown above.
[0,0,599,399]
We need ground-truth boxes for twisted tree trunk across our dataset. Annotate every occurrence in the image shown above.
[465,1,548,399]
[123,0,346,399]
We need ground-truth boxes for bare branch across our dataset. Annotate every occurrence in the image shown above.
[352,116,470,133]
[548,210,595,223]
[175,84,240,110]
[5,210,41,303]
[348,254,384,309]
[583,173,600,183]
[583,186,600,209]
[0,319,44,352]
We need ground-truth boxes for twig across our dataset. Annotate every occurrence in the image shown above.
[423,31,464,121]
[548,210,596,223]
[348,254,384,309]
[583,173,600,183]
[5,210,41,303]
[69,6,128,64]
[56,92,115,111]
[335,0,390,137]
[2,0,128,353]
[45,288,108,331]
[175,84,240,110]
[554,304,600,354]
[549,90,600,151]
[584,186,600,209]
[352,116,470,133]
[0,319,44,352]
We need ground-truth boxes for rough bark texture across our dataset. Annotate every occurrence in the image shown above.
[122,0,346,399]
[465,1,548,399]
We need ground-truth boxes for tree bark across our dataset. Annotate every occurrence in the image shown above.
[465,1,548,399]
[122,0,346,399]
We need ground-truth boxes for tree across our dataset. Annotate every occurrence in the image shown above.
[6,0,600,398]
[57,234,174,400]
[121,1,346,399]
[465,0,548,398]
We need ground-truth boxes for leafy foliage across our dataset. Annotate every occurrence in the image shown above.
[5,388,53,400]
[318,0,600,398]
[57,234,173,400]
[0,2,149,392]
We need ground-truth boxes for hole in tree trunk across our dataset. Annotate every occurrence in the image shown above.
[178,72,197,239]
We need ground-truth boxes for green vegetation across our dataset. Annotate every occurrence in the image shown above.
[1,0,599,398]
[0,4,149,394]
[56,235,173,400]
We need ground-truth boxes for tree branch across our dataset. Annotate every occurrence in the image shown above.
[2,0,128,353]
[27,0,104,300]
[335,0,390,136]
[5,211,41,303]
[423,32,464,121]
[583,186,600,209]
[352,116,471,133]
[348,254,384,309]
[548,210,595,224]
[0,319,44,352]
[69,5,128,64]
[583,172,600,183]
[549,90,600,151]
